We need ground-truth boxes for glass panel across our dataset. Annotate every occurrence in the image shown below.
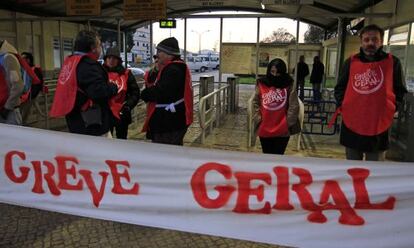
[406,23,414,92]
[389,24,409,66]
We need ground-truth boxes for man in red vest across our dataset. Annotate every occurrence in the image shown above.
[103,47,140,139]
[141,37,193,145]
[50,30,118,137]
[0,40,24,125]
[334,24,407,161]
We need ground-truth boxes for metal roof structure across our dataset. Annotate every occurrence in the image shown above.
[0,0,387,31]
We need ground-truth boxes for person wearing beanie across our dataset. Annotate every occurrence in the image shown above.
[141,37,193,145]
[253,58,301,154]
[103,48,140,139]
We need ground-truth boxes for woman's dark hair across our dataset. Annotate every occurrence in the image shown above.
[74,30,99,53]
[267,58,287,77]
[21,52,34,66]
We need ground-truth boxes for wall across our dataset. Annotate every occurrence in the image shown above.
[366,0,414,29]
[0,10,88,79]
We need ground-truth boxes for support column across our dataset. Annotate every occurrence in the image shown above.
[219,17,223,85]
[227,76,239,113]
[58,20,64,68]
[184,18,187,63]
[335,18,346,85]
[255,17,260,80]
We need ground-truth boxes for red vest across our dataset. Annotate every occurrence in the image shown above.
[257,82,289,137]
[0,53,40,108]
[341,54,395,136]
[142,60,193,132]
[108,70,129,120]
[144,68,158,88]
[49,54,86,117]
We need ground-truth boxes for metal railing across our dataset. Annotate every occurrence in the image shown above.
[198,84,230,144]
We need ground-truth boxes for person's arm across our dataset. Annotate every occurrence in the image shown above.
[287,85,300,127]
[3,54,23,110]
[252,84,261,122]
[124,70,140,109]
[392,56,408,109]
[77,60,117,101]
[334,58,351,107]
[141,64,184,103]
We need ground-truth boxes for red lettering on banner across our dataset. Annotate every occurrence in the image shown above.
[233,172,271,214]
[31,160,61,195]
[191,162,236,209]
[348,168,395,209]
[79,170,109,207]
[273,166,294,210]
[190,163,396,226]
[2,150,140,208]
[106,160,139,195]
[4,151,30,183]
[56,156,83,190]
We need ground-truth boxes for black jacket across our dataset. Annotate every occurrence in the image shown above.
[103,64,140,122]
[66,56,118,136]
[334,48,407,152]
[141,60,187,134]
[295,61,309,81]
[310,61,324,84]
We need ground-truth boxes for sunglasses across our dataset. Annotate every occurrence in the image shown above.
[153,55,158,59]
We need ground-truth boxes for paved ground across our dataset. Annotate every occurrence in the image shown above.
[2,77,345,248]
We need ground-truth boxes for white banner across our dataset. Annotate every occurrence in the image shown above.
[1,124,414,248]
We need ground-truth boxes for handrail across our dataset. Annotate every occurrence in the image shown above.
[246,92,259,148]
[198,84,230,144]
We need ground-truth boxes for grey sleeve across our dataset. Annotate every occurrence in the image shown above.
[253,85,261,122]
[287,86,300,127]
[334,58,351,107]
[3,54,23,110]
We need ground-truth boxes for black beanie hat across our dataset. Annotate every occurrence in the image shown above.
[104,47,122,61]
[156,37,180,56]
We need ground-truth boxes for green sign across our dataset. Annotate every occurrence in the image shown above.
[159,19,176,29]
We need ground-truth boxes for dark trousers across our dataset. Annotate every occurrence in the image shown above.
[259,136,290,155]
[345,147,385,161]
[312,83,321,101]
[111,121,129,139]
[152,128,188,146]
[297,79,305,100]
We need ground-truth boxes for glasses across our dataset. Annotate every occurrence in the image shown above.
[153,55,158,60]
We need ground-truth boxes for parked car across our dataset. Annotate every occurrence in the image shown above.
[187,56,209,72]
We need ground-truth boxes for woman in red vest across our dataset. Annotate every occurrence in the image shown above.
[103,48,140,139]
[253,58,301,154]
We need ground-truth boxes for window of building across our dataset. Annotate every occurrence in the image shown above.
[406,23,414,92]
[53,37,73,68]
[389,24,409,67]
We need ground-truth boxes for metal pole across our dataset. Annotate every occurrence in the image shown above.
[117,19,121,53]
[150,21,153,60]
[14,13,19,50]
[198,33,201,54]
[294,18,300,91]
[87,20,91,31]
[184,18,187,62]
[255,17,260,80]
[335,18,343,86]
[123,31,127,66]
[219,17,223,85]
[59,20,64,68]
[31,21,35,55]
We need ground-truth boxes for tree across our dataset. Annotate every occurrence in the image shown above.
[261,28,296,44]
[304,25,325,43]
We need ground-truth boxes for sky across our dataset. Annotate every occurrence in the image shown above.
[152,12,310,53]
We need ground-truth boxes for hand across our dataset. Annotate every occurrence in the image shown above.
[0,108,10,119]
[120,106,132,124]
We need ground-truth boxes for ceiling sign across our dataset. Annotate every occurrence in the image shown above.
[262,0,314,5]
[123,0,166,20]
[190,0,235,7]
[159,19,177,28]
[66,0,101,16]
[16,0,46,3]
